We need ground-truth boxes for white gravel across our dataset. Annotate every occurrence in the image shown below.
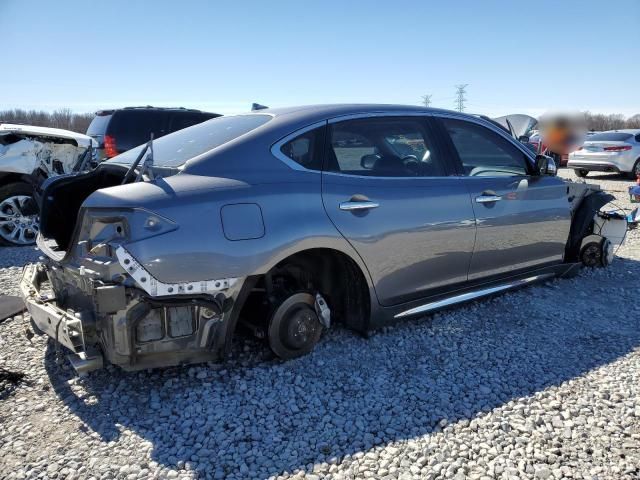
[1,171,639,480]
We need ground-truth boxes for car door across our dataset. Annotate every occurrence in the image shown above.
[321,115,476,307]
[435,115,571,281]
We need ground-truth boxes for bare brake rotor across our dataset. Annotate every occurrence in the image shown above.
[0,195,38,245]
[267,292,323,359]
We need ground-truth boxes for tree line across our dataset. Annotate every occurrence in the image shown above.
[1,107,640,134]
[583,111,640,131]
[0,108,94,133]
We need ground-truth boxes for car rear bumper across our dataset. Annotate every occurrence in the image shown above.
[567,161,621,173]
[21,263,86,353]
[20,258,243,374]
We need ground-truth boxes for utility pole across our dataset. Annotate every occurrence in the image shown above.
[421,94,433,108]
[454,84,468,112]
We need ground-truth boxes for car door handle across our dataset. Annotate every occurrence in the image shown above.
[339,200,380,211]
[475,195,502,203]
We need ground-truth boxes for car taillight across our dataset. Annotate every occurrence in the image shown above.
[604,145,632,152]
[104,135,118,158]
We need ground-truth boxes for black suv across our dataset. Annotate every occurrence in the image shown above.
[86,106,220,160]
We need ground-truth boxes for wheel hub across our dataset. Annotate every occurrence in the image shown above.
[283,305,319,349]
[0,195,38,245]
[581,241,602,267]
[268,292,323,359]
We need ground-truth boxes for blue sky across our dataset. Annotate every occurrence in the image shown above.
[1,0,639,117]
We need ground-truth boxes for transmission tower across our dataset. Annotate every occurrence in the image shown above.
[421,94,433,108]
[454,84,468,112]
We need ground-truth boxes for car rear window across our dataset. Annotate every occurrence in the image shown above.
[587,132,633,142]
[169,112,220,132]
[86,114,111,136]
[107,110,168,151]
[107,114,271,167]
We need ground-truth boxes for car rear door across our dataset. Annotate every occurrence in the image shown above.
[435,115,571,281]
[321,114,476,307]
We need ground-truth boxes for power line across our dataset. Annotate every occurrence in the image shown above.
[421,94,433,108]
[454,84,469,112]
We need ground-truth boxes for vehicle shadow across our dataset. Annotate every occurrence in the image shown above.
[43,257,640,479]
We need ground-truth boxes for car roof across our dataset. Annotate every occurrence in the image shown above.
[183,104,509,177]
[95,106,219,116]
[260,103,456,121]
[245,104,483,138]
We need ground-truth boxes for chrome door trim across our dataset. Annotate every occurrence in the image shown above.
[339,201,380,211]
[394,273,555,319]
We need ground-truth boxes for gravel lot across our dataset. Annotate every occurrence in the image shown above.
[1,170,639,480]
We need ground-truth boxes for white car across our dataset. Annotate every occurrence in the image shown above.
[0,124,97,245]
[568,129,640,179]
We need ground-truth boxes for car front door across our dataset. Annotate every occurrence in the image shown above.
[321,115,476,307]
[436,116,571,281]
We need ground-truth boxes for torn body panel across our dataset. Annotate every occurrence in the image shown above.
[0,124,96,178]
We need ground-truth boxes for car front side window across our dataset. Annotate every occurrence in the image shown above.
[441,118,530,177]
[326,117,446,177]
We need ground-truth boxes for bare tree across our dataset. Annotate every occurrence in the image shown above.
[582,111,640,131]
[0,108,94,133]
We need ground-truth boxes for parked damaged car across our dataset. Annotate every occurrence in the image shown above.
[20,105,630,374]
[0,124,97,245]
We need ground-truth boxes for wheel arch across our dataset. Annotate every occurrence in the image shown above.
[0,172,35,189]
[222,245,375,355]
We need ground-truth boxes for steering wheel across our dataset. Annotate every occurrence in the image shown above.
[401,155,420,176]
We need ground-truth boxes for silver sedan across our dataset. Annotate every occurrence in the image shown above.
[568,129,640,178]
[19,105,626,373]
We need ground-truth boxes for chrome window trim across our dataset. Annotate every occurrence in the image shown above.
[271,111,435,173]
[270,109,535,177]
[270,120,327,172]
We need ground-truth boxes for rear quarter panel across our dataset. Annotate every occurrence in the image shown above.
[101,173,372,287]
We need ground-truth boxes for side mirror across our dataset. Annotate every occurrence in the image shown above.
[535,154,557,176]
[360,154,379,170]
[518,135,530,143]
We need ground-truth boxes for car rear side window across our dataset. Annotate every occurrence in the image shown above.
[86,114,111,136]
[280,127,324,170]
[441,118,530,177]
[327,117,446,177]
[169,112,219,132]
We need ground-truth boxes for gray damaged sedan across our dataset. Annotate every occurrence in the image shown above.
[20,105,628,373]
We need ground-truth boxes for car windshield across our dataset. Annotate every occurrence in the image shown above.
[586,132,633,142]
[106,114,271,167]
